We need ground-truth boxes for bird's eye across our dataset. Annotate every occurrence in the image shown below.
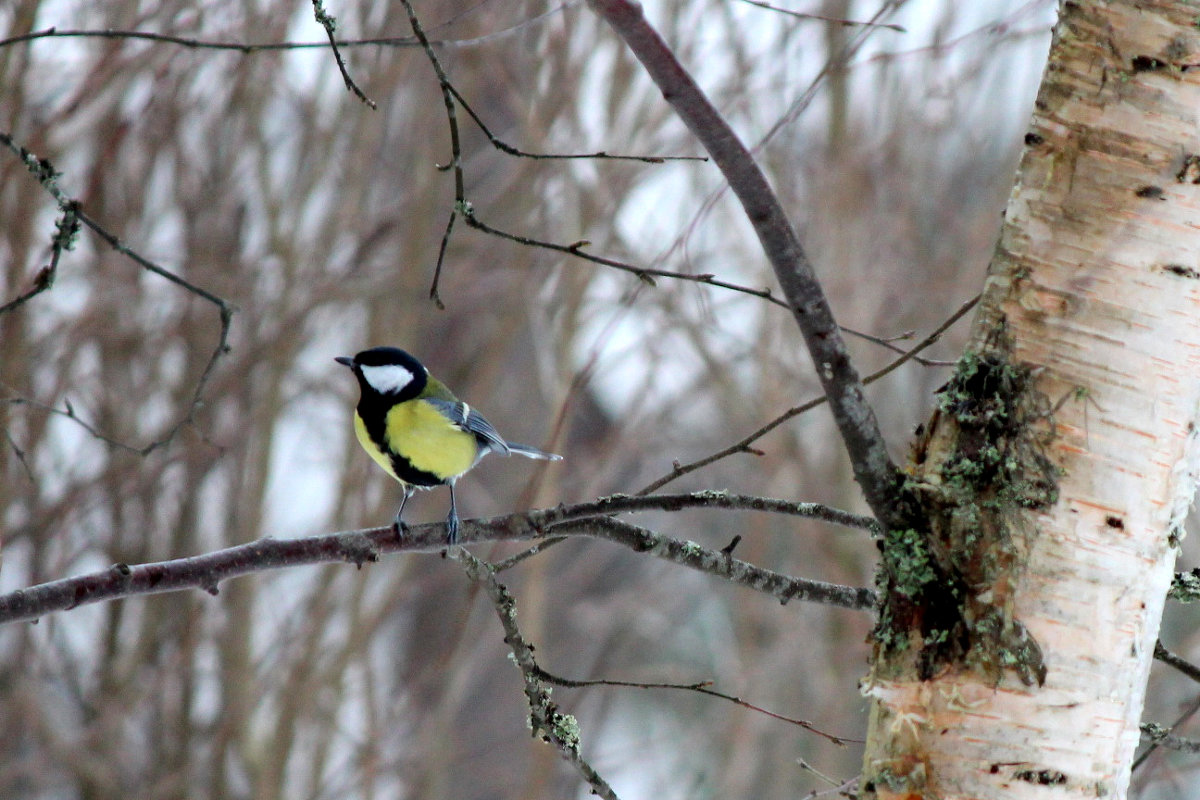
[360,364,415,394]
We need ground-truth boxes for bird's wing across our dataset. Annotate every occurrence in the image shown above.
[425,399,511,455]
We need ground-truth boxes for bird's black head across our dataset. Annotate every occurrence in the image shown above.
[336,347,428,400]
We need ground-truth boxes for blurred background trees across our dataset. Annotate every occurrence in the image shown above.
[5,0,1195,798]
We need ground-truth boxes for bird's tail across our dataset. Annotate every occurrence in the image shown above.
[506,442,563,461]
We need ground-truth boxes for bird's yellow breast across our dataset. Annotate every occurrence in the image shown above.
[354,399,478,484]
[353,412,401,481]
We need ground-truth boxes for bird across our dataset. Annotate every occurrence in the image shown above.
[336,346,562,544]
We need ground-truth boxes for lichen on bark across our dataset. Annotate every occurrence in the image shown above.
[872,324,1059,685]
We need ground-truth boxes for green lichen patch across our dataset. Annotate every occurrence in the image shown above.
[871,334,1059,685]
[1169,568,1200,603]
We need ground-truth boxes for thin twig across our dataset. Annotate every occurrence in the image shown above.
[445,83,706,164]
[1154,639,1200,684]
[841,324,956,367]
[735,0,907,31]
[452,548,621,800]
[535,667,859,744]
[796,761,859,799]
[400,0,463,189]
[0,200,78,315]
[311,0,377,108]
[657,1,904,332]
[0,7,579,52]
[0,26,412,51]
[3,427,35,483]
[5,397,143,454]
[0,132,235,456]
[399,0,467,303]
[430,209,456,309]
[490,489,881,573]
[401,0,759,306]
[490,536,570,572]
[1132,641,1200,770]
[638,294,979,495]
[550,491,880,533]
[1139,717,1200,756]
[463,207,797,308]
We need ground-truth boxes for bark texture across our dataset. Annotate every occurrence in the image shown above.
[863,2,1200,797]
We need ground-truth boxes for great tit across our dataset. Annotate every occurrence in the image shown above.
[337,346,562,543]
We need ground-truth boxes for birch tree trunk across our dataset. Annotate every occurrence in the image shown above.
[862,1,1200,797]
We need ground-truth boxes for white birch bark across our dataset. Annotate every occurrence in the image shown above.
[862,2,1200,797]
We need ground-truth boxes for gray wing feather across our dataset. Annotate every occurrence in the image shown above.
[427,399,510,455]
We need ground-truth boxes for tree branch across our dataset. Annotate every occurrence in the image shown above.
[734,0,907,31]
[452,548,620,799]
[0,132,235,455]
[547,516,876,610]
[534,667,859,744]
[639,294,979,494]
[0,492,878,624]
[310,0,377,108]
[585,0,906,529]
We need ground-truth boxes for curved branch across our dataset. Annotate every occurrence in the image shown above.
[585,0,906,529]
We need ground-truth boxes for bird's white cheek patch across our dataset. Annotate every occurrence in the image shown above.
[360,364,415,394]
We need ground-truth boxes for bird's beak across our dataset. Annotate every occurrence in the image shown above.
[335,356,355,368]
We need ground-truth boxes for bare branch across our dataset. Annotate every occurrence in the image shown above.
[494,489,879,571]
[585,0,905,529]
[1134,650,1200,771]
[400,0,464,188]
[445,82,706,164]
[560,491,880,533]
[387,0,937,351]
[0,26,406,52]
[430,208,456,309]
[735,0,907,31]
[0,200,77,315]
[3,427,35,483]
[535,668,859,744]
[545,516,876,610]
[452,548,621,800]
[399,0,740,307]
[1140,723,1200,753]
[462,207,793,307]
[1154,639,1200,683]
[0,492,878,624]
[5,397,145,454]
[639,294,979,494]
[0,132,235,455]
[0,8,577,53]
[0,532,383,625]
[310,0,377,108]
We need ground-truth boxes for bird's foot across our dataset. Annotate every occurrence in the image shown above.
[391,518,410,542]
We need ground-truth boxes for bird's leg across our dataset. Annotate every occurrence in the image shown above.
[392,487,414,539]
[445,481,460,545]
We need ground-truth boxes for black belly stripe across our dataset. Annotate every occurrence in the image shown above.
[388,453,445,487]
[359,396,447,487]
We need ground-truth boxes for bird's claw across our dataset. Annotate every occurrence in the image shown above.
[392,519,409,541]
